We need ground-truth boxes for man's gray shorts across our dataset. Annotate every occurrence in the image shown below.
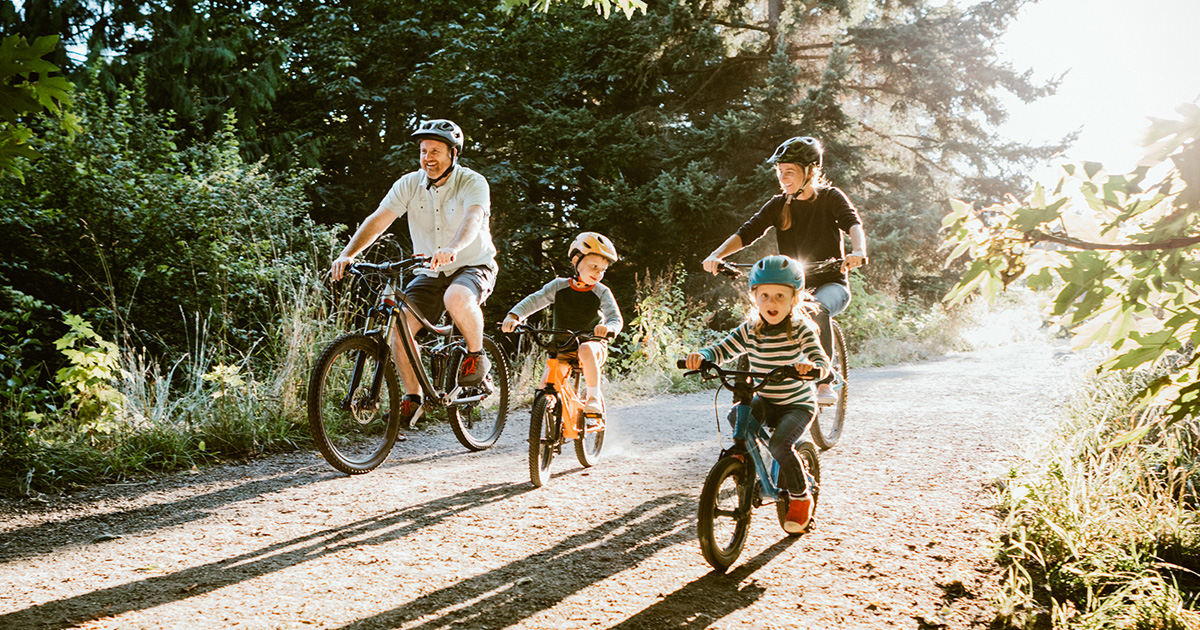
[402,264,497,324]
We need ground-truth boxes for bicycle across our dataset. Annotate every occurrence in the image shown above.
[511,324,610,488]
[678,358,822,572]
[715,258,849,450]
[308,256,512,474]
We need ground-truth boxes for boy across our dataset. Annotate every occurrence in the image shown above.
[502,232,623,415]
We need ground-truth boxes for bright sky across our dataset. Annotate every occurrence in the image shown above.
[998,0,1200,181]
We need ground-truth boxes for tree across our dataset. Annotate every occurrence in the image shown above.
[942,102,1200,426]
[0,33,78,180]
[500,0,646,17]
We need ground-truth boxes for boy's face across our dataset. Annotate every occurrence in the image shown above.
[753,283,796,325]
[575,253,610,285]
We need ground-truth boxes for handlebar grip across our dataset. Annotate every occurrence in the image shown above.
[676,359,689,369]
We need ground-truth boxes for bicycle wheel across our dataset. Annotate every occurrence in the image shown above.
[449,335,511,451]
[308,333,404,474]
[811,320,848,450]
[697,455,752,572]
[528,392,559,488]
[776,441,822,536]
[573,371,604,467]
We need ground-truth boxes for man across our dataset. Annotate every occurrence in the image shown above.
[330,119,498,425]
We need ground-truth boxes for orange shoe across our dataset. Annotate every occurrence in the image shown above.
[783,492,813,533]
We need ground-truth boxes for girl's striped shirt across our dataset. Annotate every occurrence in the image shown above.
[698,314,830,410]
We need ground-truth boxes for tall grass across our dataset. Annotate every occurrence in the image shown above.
[994,362,1200,629]
[1,270,338,496]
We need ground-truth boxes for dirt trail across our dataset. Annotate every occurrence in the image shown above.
[0,339,1087,629]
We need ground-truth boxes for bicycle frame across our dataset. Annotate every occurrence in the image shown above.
[683,360,818,501]
[537,353,590,441]
[519,326,609,439]
[353,261,490,411]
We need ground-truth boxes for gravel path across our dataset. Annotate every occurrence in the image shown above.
[0,339,1087,629]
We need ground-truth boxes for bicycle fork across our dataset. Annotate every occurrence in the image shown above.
[339,336,390,419]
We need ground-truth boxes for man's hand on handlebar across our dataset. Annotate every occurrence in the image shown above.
[685,352,706,371]
[330,255,354,282]
[501,314,521,334]
[429,247,458,270]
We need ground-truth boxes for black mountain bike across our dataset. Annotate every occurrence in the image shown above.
[308,256,512,474]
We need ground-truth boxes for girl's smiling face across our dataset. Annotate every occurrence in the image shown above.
[753,283,797,326]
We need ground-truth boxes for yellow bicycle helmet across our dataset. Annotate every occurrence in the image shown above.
[568,232,619,263]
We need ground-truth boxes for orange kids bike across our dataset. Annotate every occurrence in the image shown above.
[511,325,610,487]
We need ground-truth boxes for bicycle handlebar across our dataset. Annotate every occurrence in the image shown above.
[348,255,432,277]
[508,324,614,349]
[675,358,818,392]
[715,258,845,281]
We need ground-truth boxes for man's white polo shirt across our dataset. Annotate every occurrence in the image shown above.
[379,165,497,277]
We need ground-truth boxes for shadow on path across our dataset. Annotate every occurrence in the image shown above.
[0,470,338,562]
[0,481,533,629]
[607,537,799,629]
[335,493,697,630]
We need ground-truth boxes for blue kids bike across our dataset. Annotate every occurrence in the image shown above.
[678,358,822,572]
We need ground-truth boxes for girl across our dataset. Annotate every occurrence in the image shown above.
[702,136,866,406]
[685,255,829,532]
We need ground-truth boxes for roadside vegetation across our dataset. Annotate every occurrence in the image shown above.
[944,106,1200,627]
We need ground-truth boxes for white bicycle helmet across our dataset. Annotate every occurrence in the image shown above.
[411,119,464,156]
[568,232,619,263]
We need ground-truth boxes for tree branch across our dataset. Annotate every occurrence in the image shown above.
[1026,230,1200,251]
[712,19,773,34]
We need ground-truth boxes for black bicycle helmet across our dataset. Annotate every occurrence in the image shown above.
[766,136,822,168]
[411,119,465,156]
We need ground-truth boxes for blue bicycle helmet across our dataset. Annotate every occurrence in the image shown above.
[748,255,804,290]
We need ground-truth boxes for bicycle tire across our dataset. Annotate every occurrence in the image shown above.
[776,441,822,536]
[574,415,605,468]
[811,320,848,450]
[528,392,558,488]
[697,455,752,572]
[448,335,511,451]
[307,333,404,474]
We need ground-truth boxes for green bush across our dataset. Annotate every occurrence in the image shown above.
[0,72,340,495]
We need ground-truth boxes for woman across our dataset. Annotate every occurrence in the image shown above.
[702,136,867,405]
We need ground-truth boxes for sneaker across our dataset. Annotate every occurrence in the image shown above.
[816,383,837,406]
[398,396,421,429]
[783,492,813,533]
[457,351,491,387]
[583,393,604,416]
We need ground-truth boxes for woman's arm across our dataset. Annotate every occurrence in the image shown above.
[702,234,744,274]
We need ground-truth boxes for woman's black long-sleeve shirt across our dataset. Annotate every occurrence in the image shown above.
[734,187,862,289]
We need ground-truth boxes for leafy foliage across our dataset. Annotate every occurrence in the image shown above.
[500,0,647,18]
[943,102,1200,426]
[0,33,78,179]
[0,75,339,367]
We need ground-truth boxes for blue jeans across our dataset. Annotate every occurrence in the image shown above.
[810,282,850,382]
[728,397,815,495]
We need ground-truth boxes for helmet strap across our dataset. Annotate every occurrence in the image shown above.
[425,163,455,190]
